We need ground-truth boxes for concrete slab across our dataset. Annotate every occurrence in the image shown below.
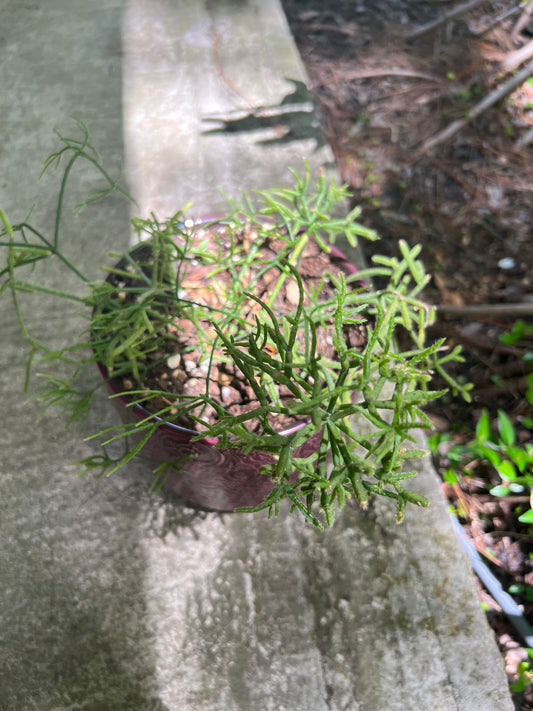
[122,0,332,221]
[0,1,514,709]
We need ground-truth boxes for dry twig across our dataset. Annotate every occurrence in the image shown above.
[437,302,533,317]
[340,68,440,82]
[306,23,357,38]
[471,4,522,37]
[501,38,533,72]
[511,1,533,42]
[414,60,533,155]
[405,0,488,41]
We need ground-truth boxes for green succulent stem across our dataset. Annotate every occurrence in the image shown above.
[0,119,470,528]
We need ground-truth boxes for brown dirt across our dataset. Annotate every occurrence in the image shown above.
[281,0,533,705]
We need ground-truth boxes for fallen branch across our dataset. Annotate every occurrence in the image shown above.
[437,302,533,317]
[414,60,533,155]
[341,68,440,82]
[405,0,488,41]
[500,38,533,72]
[511,1,533,42]
[306,23,358,38]
[471,4,522,37]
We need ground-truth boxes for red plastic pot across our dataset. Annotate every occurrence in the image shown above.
[98,222,359,512]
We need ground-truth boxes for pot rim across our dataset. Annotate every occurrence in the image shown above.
[97,361,309,445]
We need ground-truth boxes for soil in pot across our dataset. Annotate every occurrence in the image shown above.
[104,219,367,436]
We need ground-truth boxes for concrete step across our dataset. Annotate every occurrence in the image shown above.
[0,1,513,709]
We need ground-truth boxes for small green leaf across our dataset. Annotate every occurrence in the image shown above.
[507,447,529,473]
[475,410,491,444]
[508,583,525,595]
[496,459,516,480]
[427,432,447,453]
[444,468,458,484]
[500,320,524,346]
[497,409,515,446]
[490,484,511,497]
[447,445,465,466]
[519,509,533,524]
[477,445,501,467]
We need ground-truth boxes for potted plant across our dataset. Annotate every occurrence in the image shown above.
[0,120,470,528]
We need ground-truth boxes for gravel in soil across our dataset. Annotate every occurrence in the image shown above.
[114,225,367,434]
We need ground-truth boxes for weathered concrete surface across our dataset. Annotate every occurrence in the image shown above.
[0,1,513,709]
[122,0,332,220]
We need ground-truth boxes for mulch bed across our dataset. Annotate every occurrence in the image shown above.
[281,0,533,706]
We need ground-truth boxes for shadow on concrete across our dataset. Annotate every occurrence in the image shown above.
[202,78,326,147]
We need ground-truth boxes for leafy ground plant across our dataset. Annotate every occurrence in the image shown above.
[435,406,533,523]
[0,120,469,528]
[432,323,533,525]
